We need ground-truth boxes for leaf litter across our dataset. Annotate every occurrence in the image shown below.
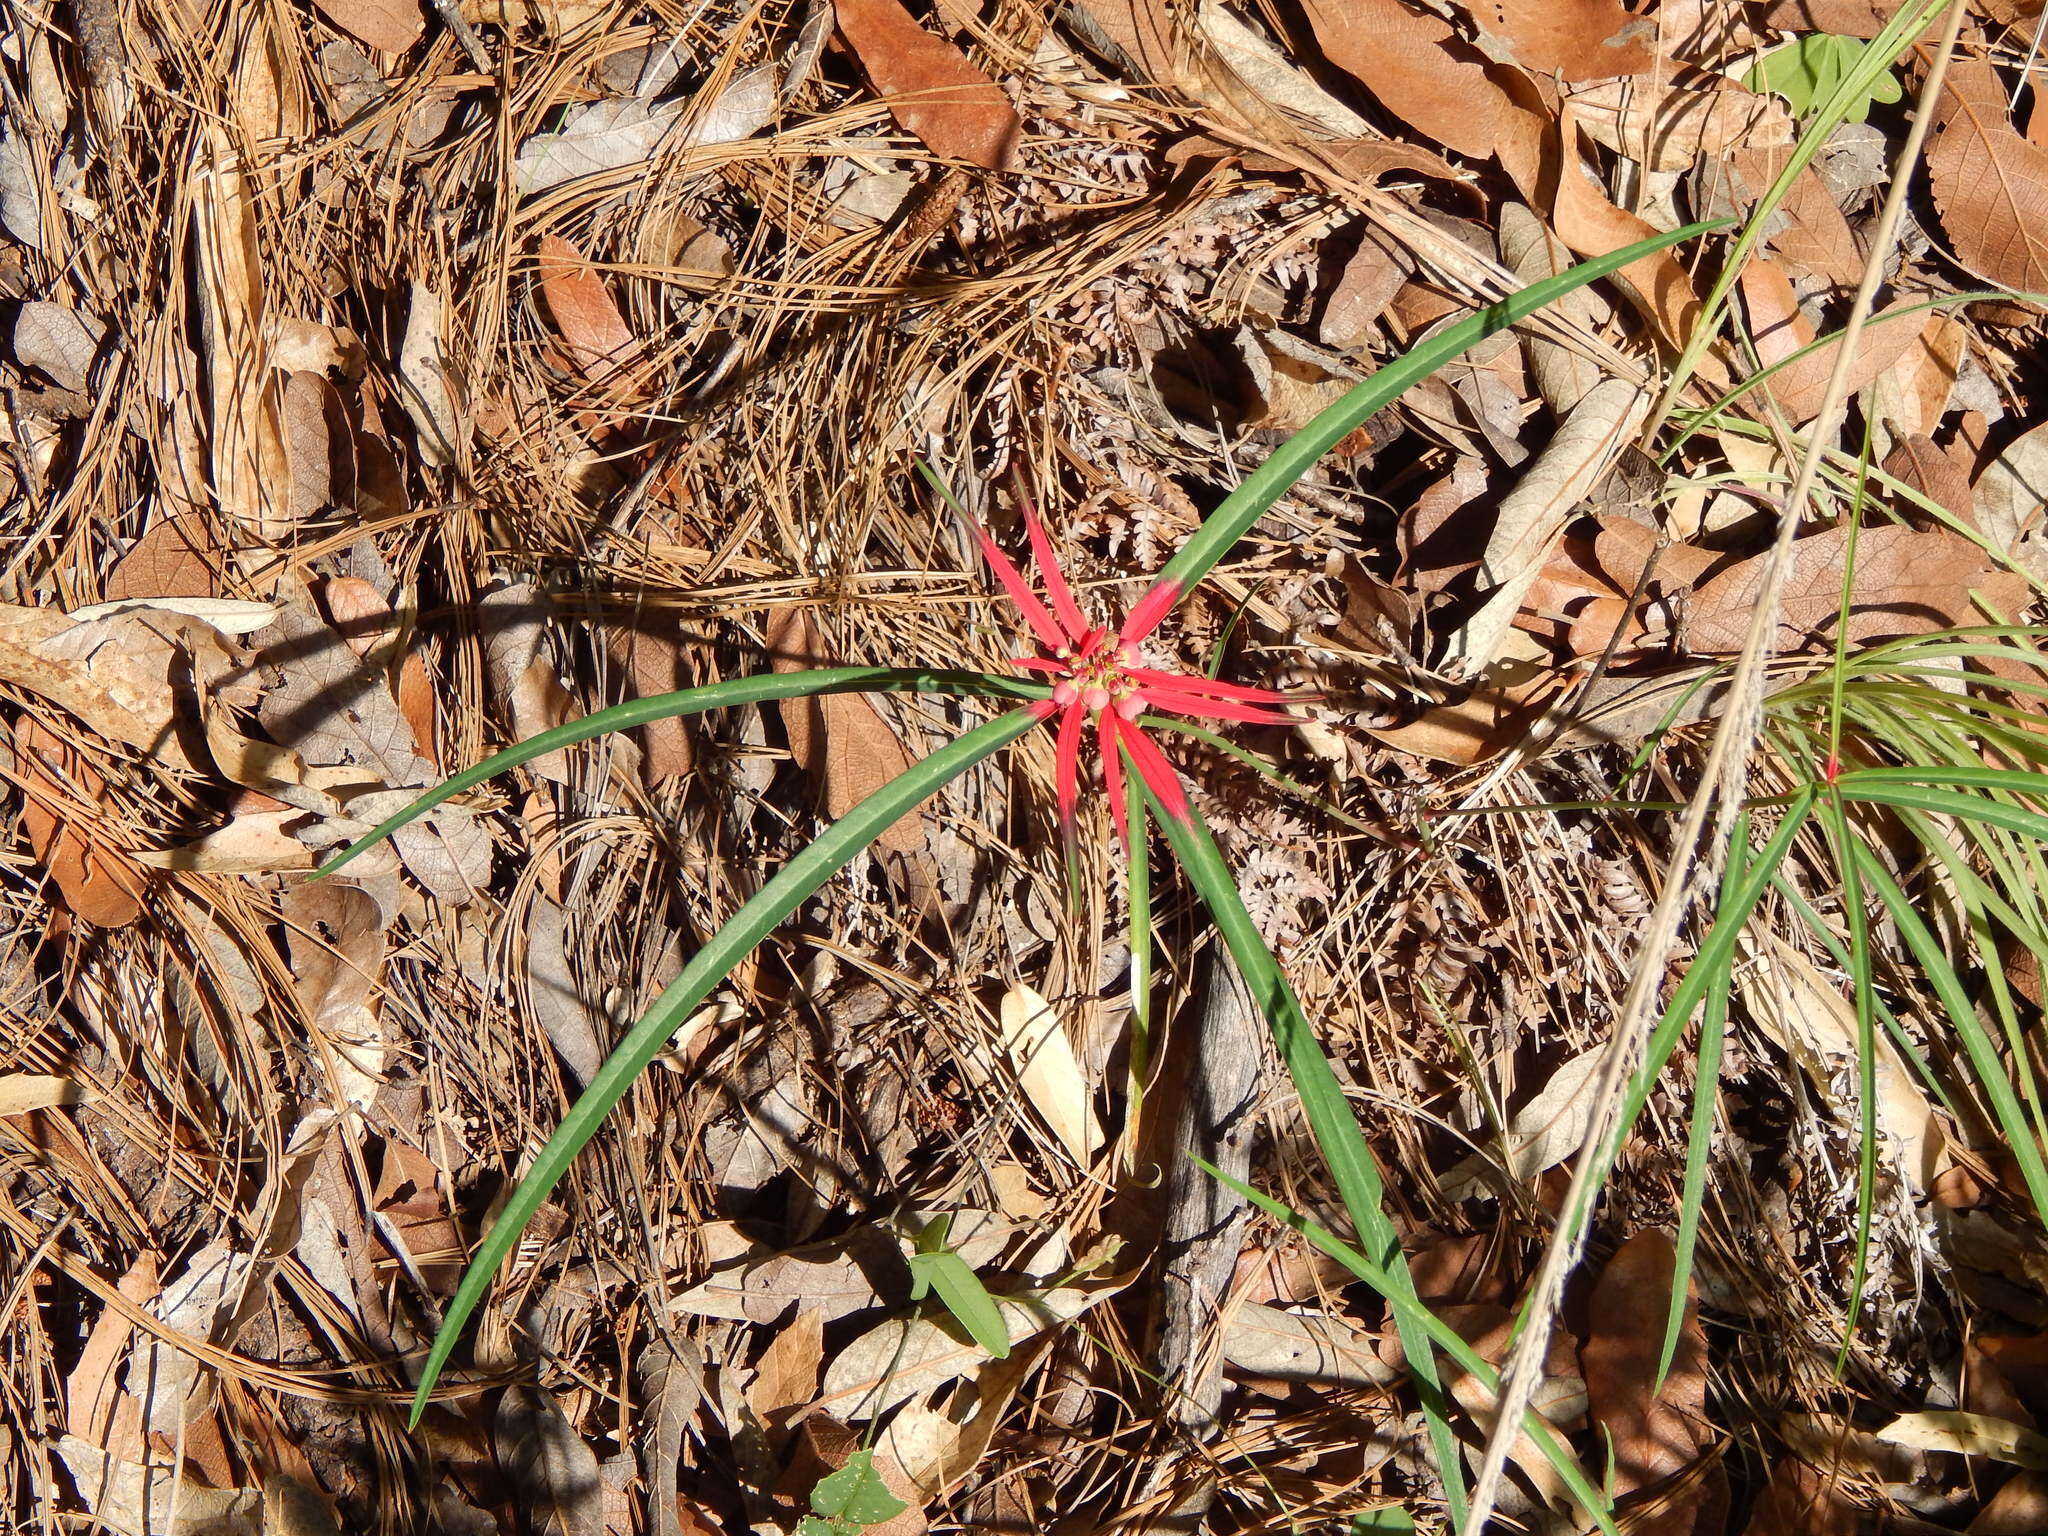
[7,0,2048,1531]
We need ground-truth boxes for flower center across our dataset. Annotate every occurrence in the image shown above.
[1050,632,1145,719]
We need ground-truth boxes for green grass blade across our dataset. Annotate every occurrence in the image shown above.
[1838,783,2048,843]
[406,706,1042,1423]
[1850,839,2048,1227]
[1659,814,1751,1389]
[1148,793,1468,1528]
[1194,1159,1619,1536]
[1145,220,1726,608]
[1822,791,1879,1372]
[314,667,1043,879]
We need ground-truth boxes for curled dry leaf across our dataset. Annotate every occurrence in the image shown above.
[1930,60,2048,302]
[1499,202,1610,412]
[1972,420,2048,583]
[1568,76,1791,173]
[514,67,776,195]
[397,281,463,468]
[11,301,103,391]
[1439,1044,1606,1200]
[834,0,1021,170]
[1877,1410,2048,1470]
[1738,259,1929,424]
[1461,0,1654,81]
[667,1225,903,1324]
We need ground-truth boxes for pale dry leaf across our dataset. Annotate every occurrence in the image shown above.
[635,1336,705,1536]
[1194,0,1372,138]
[131,1240,254,1434]
[1464,0,1654,80]
[497,1385,606,1536]
[1499,202,1610,412]
[52,1436,261,1536]
[1683,525,2029,655]
[397,281,462,468]
[510,657,577,784]
[879,1341,1044,1500]
[537,234,651,400]
[1972,421,2048,582]
[1737,938,1938,1190]
[526,895,606,1087]
[0,1073,85,1116]
[1569,76,1791,172]
[1877,1411,2048,1469]
[67,596,276,636]
[1879,312,1965,439]
[1440,1044,1606,1200]
[1969,1470,2048,1534]
[0,130,43,248]
[820,1282,1116,1421]
[66,1253,158,1448]
[136,809,314,873]
[269,317,367,379]
[1456,377,1649,673]
[1581,1231,1710,1534]
[834,0,1021,170]
[12,301,102,391]
[514,68,776,194]
[998,983,1102,1166]
[310,0,424,54]
[1739,263,1928,424]
[668,1226,901,1324]
[1929,60,2048,302]
[1222,1303,1400,1387]
[1320,222,1412,349]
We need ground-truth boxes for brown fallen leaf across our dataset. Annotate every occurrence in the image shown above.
[766,607,921,857]
[1681,525,2029,656]
[667,1226,903,1324]
[12,715,148,928]
[311,0,425,53]
[1885,433,1974,527]
[834,0,1021,171]
[282,370,353,524]
[1301,0,1544,195]
[103,517,223,601]
[1568,75,1791,174]
[1461,0,1654,81]
[1581,1231,1716,1536]
[1971,1470,2048,1534]
[1881,312,1966,439]
[1718,143,1864,293]
[536,234,651,401]
[1929,59,2048,303]
[1739,263,1929,425]
[496,1384,605,1536]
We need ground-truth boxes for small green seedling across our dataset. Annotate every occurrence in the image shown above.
[906,1216,1010,1360]
[1746,33,1903,122]
[796,1451,909,1536]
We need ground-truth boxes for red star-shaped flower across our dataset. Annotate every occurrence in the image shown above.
[966,494,1297,847]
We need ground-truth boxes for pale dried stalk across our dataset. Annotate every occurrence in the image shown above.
[1455,4,1970,1531]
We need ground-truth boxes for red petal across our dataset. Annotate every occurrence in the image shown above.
[966,519,1066,653]
[1054,700,1083,842]
[1012,656,1066,674]
[1119,578,1182,644]
[1099,712,1129,849]
[1125,667,1295,703]
[1119,719,1191,823]
[1135,688,1294,726]
[1016,486,1088,645]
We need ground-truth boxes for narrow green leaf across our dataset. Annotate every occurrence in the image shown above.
[314,667,1043,879]
[1823,790,1879,1374]
[1840,783,2048,844]
[1148,792,1469,1528]
[406,707,1042,1423]
[907,1250,1011,1359]
[1146,219,1726,610]
[811,1451,909,1525]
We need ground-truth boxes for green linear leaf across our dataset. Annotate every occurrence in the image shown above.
[1840,784,2048,844]
[1147,792,1469,1528]
[406,706,1042,1422]
[1147,218,1726,607]
[907,1250,1011,1359]
[314,667,1042,879]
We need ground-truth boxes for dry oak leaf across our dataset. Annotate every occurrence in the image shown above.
[11,716,147,928]
[1461,0,1654,81]
[1301,0,1545,194]
[1718,144,1864,291]
[104,516,223,601]
[311,0,425,53]
[536,234,651,401]
[1568,75,1791,173]
[834,0,1021,171]
[1738,258,1929,423]
[1581,1231,1717,1536]
[1929,59,2048,302]
[1682,525,2028,656]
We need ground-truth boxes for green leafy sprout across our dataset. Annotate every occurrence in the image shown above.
[1745,32,1905,123]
